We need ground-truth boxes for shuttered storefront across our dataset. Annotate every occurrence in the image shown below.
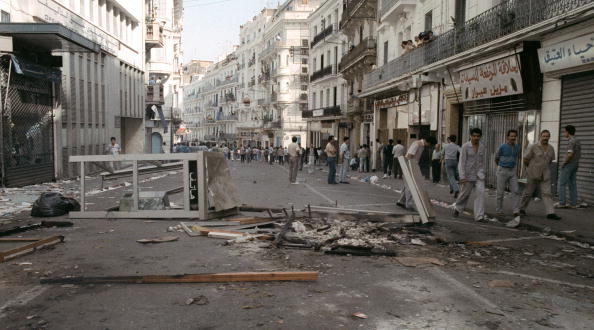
[560,71,594,204]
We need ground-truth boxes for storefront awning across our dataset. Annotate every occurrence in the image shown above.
[0,23,100,53]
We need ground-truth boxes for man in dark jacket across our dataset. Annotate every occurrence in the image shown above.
[383,139,394,178]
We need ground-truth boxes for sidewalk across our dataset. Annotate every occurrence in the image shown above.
[317,164,594,245]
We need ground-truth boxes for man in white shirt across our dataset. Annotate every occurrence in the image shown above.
[397,137,437,209]
[288,137,300,184]
[339,137,351,184]
[392,139,405,179]
[108,137,121,171]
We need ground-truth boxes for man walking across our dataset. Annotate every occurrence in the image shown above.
[339,137,351,184]
[383,139,394,178]
[396,136,437,209]
[452,128,487,222]
[325,136,338,184]
[288,137,300,184]
[443,135,460,198]
[431,144,443,183]
[392,140,405,179]
[494,130,521,217]
[357,145,369,172]
[557,125,581,209]
[514,130,562,227]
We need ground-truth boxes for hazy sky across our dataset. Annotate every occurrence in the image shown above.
[182,0,277,63]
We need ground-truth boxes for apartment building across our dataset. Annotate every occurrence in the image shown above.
[361,0,594,202]
[144,0,183,154]
[339,0,377,156]
[182,60,212,85]
[0,0,145,186]
[183,53,239,145]
[304,0,348,148]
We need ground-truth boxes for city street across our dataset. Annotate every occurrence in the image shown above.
[1,161,593,330]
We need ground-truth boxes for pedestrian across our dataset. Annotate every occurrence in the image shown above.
[431,144,443,183]
[288,137,300,184]
[442,135,460,198]
[325,136,338,184]
[513,130,562,227]
[298,143,304,170]
[308,144,316,174]
[419,147,432,180]
[240,147,245,163]
[339,137,351,183]
[494,130,521,217]
[357,145,369,172]
[107,137,121,171]
[269,147,275,165]
[284,147,289,165]
[392,140,405,179]
[375,139,383,172]
[277,147,284,165]
[397,136,437,209]
[223,145,230,160]
[383,139,394,178]
[452,128,487,222]
[557,125,581,209]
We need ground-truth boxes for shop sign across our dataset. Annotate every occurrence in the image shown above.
[313,109,324,117]
[363,113,373,122]
[538,33,594,72]
[374,93,408,108]
[460,55,523,102]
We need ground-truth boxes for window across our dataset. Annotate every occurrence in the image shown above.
[313,25,318,36]
[359,25,363,43]
[0,10,9,23]
[326,88,330,106]
[455,0,466,26]
[383,41,389,65]
[320,91,324,107]
[312,92,316,107]
[301,58,308,64]
[286,55,289,66]
[425,11,433,31]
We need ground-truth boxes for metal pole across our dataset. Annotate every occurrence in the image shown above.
[169,107,174,153]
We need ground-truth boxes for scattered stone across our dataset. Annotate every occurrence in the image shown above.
[185,295,209,305]
[352,312,368,319]
[395,257,446,267]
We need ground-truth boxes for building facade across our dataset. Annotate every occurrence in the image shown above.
[304,0,348,148]
[0,0,145,185]
[361,0,594,199]
[144,0,183,154]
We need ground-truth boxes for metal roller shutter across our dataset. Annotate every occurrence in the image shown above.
[560,71,594,204]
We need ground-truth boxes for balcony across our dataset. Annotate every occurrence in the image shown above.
[341,0,377,30]
[259,44,276,59]
[301,105,342,119]
[365,0,594,92]
[310,65,336,82]
[145,22,164,48]
[224,93,236,102]
[311,24,337,48]
[217,114,238,121]
[379,0,415,23]
[339,38,376,73]
[271,91,277,102]
[146,84,164,104]
[247,78,256,88]
[216,76,239,87]
[263,118,281,129]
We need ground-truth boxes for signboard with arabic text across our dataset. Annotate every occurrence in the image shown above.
[460,55,523,102]
[538,33,594,73]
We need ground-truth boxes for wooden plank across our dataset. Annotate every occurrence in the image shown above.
[207,232,244,239]
[0,238,45,242]
[132,160,139,211]
[69,210,204,219]
[70,153,202,162]
[239,205,284,213]
[197,152,208,220]
[40,271,319,284]
[309,205,415,216]
[398,156,432,223]
[0,236,64,263]
[225,217,279,225]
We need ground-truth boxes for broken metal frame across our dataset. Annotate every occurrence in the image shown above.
[398,156,436,223]
[69,152,226,219]
[0,235,64,262]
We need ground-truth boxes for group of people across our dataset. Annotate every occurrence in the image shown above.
[446,125,581,227]
[401,31,437,54]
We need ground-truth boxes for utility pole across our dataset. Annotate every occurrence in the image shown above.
[169,106,174,153]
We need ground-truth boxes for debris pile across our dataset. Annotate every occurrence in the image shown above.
[275,214,435,256]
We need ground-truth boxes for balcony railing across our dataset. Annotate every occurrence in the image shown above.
[365,0,594,91]
[145,22,164,48]
[217,76,239,87]
[341,0,376,27]
[310,65,336,82]
[311,24,336,48]
[339,38,376,72]
[263,119,281,129]
[146,84,164,104]
[259,44,276,59]
[301,105,342,119]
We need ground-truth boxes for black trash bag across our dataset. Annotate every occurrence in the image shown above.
[31,192,81,217]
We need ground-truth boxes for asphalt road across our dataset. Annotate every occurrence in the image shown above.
[0,160,593,330]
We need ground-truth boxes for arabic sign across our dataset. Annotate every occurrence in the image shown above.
[32,0,119,55]
[538,33,594,73]
[460,55,523,102]
[313,109,324,117]
[374,93,408,109]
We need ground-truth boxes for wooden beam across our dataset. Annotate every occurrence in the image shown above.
[225,217,279,225]
[239,205,284,213]
[0,236,64,263]
[40,271,319,284]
